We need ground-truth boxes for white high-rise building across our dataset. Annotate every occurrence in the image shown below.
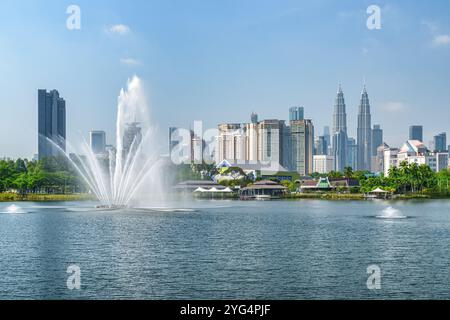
[313,155,334,174]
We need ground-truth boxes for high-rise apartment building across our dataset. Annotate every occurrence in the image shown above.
[291,119,314,176]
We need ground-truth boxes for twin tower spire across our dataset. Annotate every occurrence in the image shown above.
[332,82,372,172]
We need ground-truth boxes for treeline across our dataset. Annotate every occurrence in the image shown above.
[359,162,450,195]
[0,157,87,195]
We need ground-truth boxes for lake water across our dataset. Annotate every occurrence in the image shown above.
[0,199,449,299]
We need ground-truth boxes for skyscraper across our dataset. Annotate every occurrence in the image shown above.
[409,125,423,142]
[122,122,142,161]
[314,136,327,155]
[433,132,447,152]
[347,137,357,170]
[372,124,383,156]
[38,89,66,159]
[250,112,258,124]
[323,126,331,155]
[357,85,372,171]
[332,85,347,172]
[90,131,106,155]
[289,106,304,121]
[291,119,314,176]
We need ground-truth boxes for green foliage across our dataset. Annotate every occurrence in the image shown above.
[0,157,84,194]
[360,161,440,194]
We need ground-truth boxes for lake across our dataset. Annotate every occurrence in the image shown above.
[0,199,449,299]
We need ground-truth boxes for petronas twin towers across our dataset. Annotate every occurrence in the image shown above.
[332,84,372,172]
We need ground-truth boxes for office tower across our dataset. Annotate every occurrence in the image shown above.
[357,85,372,171]
[282,125,292,170]
[372,124,383,156]
[315,136,327,155]
[258,120,286,166]
[347,137,357,170]
[89,131,106,155]
[289,106,304,121]
[323,126,331,155]
[291,119,314,176]
[38,89,66,159]
[433,132,447,152]
[250,112,258,124]
[332,85,348,172]
[122,122,142,161]
[409,125,423,142]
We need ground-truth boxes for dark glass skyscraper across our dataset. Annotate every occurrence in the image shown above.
[433,133,447,152]
[372,124,383,156]
[409,125,423,142]
[38,89,66,159]
[357,85,372,171]
[332,85,347,172]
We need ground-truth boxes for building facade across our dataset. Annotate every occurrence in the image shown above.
[356,85,372,171]
[291,119,314,176]
[38,89,66,159]
[332,85,348,172]
[409,125,423,142]
[90,131,106,155]
[433,133,447,152]
[313,155,334,174]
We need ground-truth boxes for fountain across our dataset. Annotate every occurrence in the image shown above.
[48,76,166,208]
[4,205,25,214]
[376,206,407,219]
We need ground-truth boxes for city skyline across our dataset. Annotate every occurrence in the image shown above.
[1,1,450,158]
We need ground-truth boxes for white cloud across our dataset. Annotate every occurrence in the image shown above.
[432,34,450,46]
[381,102,408,113]
[107,24,130,35]
[120,58,141,66]
[422,20,450,47]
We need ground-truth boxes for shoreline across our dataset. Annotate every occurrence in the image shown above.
[2,192,449,203]
[0,193,95,202]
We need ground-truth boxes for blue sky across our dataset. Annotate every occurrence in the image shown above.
[0,0,449,158]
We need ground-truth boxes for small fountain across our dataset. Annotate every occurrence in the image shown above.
[47,76,166,208]
[4,205,25,214]
[376,206,407,219]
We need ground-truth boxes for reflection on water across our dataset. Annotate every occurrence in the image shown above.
[0,200,449,299]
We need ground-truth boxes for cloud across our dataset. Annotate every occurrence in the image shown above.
[107,24,130,35]
[120,58,141,66]
[422,20,450,47]
[380,102,409,113]
[432,34,450,46]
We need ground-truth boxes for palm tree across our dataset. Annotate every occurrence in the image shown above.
[344,166,354,179]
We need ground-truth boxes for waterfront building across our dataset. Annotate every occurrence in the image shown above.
[433,132,447,152]
[90,130,106,155]
[356,85,372,171]
[383,147,399,177]
[38,89,66,159]
[313,155,334,174]
[409,125,423,142]
[290,119,314,176]
[332,85,348,172]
